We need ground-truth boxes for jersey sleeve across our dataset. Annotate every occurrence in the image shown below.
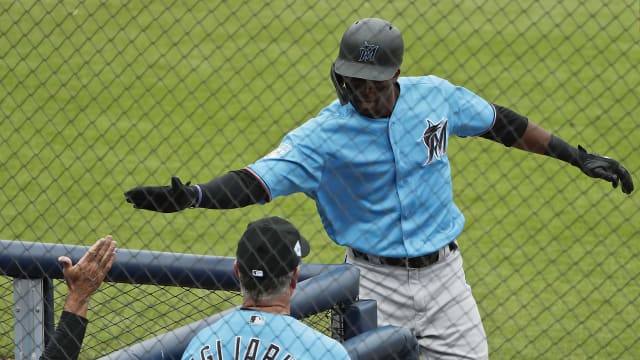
[448,85,496,137]
[246,122,325,200]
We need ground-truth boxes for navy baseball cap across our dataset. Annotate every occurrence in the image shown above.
[334,18,404,81]
[236,217,310,281]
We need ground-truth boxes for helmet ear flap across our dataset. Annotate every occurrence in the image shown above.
[331,62,349,105]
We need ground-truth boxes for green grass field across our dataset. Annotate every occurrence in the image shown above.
[1,0,638,358]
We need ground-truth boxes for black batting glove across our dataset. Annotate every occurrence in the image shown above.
[577,145,634,194]
[124,176,198,213]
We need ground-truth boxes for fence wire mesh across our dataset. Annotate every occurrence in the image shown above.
[1,1,638,359]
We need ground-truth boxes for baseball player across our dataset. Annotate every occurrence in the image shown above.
[125,18,634,359]
[180,216,350,360]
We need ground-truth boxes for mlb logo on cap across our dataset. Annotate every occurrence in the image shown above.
[251,269,264,277]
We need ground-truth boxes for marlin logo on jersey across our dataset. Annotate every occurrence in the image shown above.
[358,41,379,63]
[419,118,448,165]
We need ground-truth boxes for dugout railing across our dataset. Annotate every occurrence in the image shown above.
[1,239,419,360]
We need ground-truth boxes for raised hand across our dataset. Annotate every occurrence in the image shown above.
[59,235,117,316]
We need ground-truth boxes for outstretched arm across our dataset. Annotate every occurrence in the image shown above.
[124,170,268,213]
[481,104,634,194]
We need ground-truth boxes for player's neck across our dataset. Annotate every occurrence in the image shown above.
[242,297,291,315]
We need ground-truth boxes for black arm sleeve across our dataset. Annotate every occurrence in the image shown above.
[479,104,529,147]
[544,135,580,167]
[196,169,268,209]
[40,311,88,360]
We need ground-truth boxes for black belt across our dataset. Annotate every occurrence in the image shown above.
[351,242,457,268]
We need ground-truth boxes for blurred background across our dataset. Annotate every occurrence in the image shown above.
[1,1,638,358]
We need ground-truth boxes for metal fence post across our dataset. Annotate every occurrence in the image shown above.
[13,278,47,360]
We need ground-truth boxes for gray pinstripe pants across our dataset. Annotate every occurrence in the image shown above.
[345,246,489,360]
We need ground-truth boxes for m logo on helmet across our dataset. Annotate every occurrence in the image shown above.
[358,41,379,63]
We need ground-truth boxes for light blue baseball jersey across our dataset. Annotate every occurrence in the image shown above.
[181,309,350,360]
[246,76,495,257]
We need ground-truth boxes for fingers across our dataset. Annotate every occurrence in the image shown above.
[589,166,615,182]
[58,256,73,270]
[83,237,105,262]
[618,167,634,194]
[577,145,588,154]
[124,193,134,204]
[101,236,118,270]
[73,236,117,288]
[124,187,149,207]
[611,176,619,189]
[171,176,183,190]
[582,150,634,194]
[93,235,114,258]
[124,185,155,206]
[599,164,633,194]
[92,235,117,273]
[124,183,179,212]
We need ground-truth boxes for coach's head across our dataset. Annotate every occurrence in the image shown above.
[235,216,310,310]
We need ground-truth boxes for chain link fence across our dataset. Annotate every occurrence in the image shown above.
[1,1,638,359]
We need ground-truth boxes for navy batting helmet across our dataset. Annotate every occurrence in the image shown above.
[333,18,404,81]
